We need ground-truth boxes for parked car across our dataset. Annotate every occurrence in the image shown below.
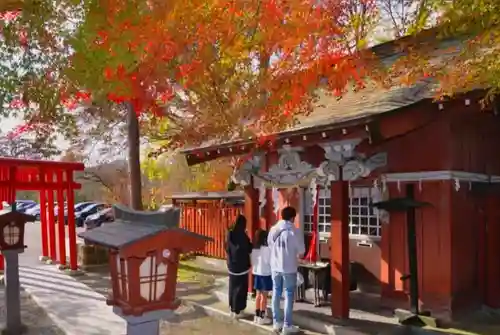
[84,207,114,230]
[76,203,108,227]
[15,200,37,212]
[57,202,96,225]
[1,200,36,212]
[25,204,42,220]
[73,202,96,213]
[158,205,173,212]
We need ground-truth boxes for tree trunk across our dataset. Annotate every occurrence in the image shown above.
[127,102,143,210]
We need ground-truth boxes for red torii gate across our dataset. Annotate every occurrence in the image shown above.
[0,157,84,271]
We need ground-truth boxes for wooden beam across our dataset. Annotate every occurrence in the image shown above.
[330,179,350,319]
[0,157,84,171]
[184,125,370,166]
[244,179,259,293]
[0,181,82,190]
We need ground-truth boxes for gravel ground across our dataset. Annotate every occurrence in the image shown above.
[0,288,64,335]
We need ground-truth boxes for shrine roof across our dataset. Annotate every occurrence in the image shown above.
[181,32,478,165]
[169,191,244,201]
[78,204,211,249]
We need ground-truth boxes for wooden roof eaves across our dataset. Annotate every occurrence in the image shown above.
[182,112,380,152]
[182,99,436,166]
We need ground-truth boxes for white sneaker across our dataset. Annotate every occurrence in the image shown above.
[253,315,259,323]
[281,325,300,334]
[272,323,283,333]
[257,317,272,325]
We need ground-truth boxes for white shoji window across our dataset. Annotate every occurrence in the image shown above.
[303,189,331,234]
[303,186,382,238]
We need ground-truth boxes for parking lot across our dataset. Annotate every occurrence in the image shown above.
[20,221,86,267]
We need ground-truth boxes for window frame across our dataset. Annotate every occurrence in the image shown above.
[302,185,382,241]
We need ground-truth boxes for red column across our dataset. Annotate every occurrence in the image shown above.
[244,179,259,293]
[66,171,78,270]
[330,179,350,319]
[485,193,500,307]
[8,166,16,205]
[56,171,66,266]
[0,168,4,271]
[46,172,57,261]
[39,170,49,258]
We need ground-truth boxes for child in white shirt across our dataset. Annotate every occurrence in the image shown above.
[251,228,272,325]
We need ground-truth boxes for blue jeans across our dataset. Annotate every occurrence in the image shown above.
[272,272,297,328]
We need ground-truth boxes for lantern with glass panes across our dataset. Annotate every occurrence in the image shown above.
[78,205,212,317]
[0,210,34,251]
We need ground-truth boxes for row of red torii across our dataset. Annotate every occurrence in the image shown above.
[0,157,85,271]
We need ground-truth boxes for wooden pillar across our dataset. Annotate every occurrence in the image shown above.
[66,171,78,271]
[0,168,5,271]
[46,172,57,261]
[244,178,259,293]
[56,171,66,266]
[39,173,49,259]
[485,193,500,307]
[330,179,350,319]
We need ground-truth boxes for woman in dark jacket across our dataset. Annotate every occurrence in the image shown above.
[226,214,252,317]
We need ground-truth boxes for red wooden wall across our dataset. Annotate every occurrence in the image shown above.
[178,201,240,259]
[447,105,500,311]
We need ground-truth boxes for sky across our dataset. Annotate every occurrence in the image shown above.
[1,115,70,156]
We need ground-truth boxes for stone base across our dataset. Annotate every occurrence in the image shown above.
[38,256,50,263]
[57,264,69,271]
[113,307,174,335]
[1,323,27,335]
[64,268,85,277]
[394,308,439,328]
[78,244,109,268]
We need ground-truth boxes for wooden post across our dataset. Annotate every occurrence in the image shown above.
[56,171,67,266]
[330,178,350,319]
[46,172,57,262]
[0,169,5,271]
[66,171,78,271]
[244,178,259,293]
[39,170,49,260]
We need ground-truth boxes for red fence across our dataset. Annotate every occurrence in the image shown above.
[179,202,241,259]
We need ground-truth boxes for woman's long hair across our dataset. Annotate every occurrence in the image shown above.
[253,228,268,249]
[230,214,246,233]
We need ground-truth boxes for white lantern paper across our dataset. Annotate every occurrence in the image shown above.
[3,221,20,246]
[140,255,168,302]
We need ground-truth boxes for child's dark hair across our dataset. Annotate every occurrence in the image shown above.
[253,229,268,249]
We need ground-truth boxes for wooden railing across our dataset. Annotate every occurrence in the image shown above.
[179,202,240,259]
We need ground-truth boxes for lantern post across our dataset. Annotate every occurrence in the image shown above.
[79,205,212,335]
[371,187,434,327]
[0,207,35,335]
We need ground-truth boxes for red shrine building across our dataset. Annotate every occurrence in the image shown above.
[181,37,500,319]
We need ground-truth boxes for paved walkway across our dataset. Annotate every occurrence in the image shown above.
[0,286,63,335]
[18,264,286,335]
[18,263,452,335]
[19,265,126,335]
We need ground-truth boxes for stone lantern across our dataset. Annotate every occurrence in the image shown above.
[78,205,211,335]
[0,209,35,335]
